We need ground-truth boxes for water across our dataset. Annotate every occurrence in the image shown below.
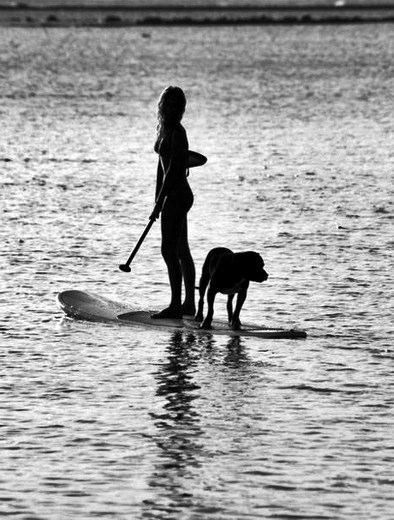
[1,24,393,519]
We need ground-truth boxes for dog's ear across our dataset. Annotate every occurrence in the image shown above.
[251,253,268,282]
[251,252,265,271]
[235,251,261,275]
[238,252,267,281]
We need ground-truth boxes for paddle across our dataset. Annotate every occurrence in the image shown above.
[119,218,156,273]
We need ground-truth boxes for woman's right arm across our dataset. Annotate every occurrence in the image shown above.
[150,128,187,220]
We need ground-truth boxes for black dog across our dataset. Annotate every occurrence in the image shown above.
[195,247,268,330]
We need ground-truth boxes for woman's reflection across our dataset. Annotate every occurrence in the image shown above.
[142,331,204,515]
[142,331,250,517]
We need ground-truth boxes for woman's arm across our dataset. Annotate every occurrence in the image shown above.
[155,159,164,202]
[150,127,188,220]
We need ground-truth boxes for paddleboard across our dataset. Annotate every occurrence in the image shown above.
[57,290,307,339]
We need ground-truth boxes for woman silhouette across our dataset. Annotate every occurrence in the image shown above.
[150,86,196,319]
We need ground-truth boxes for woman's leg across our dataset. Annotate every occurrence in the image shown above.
[178,218,196,315]
[151,205,185,318]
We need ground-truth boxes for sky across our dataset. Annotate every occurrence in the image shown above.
[0,0,392,7]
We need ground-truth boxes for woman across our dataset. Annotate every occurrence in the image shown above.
[150,86,195,319]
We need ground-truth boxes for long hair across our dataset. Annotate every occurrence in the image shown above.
[156,86,186,148]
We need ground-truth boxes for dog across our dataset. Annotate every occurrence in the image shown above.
[195,247,268,330]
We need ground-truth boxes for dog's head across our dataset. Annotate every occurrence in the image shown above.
[238,252,268,283]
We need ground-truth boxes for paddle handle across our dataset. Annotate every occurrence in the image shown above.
[119,218,155,272]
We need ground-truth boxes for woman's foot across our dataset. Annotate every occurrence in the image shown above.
[181,302,196,316]
[151,306,183,319]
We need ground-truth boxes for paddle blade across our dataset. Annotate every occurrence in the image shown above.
[119,264,131,273]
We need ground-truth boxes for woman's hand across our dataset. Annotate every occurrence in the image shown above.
[149,204,161,221]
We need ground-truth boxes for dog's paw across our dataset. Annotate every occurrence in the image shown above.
[194,312,203,322]
[230,318,241,331]
[200,320,212,330]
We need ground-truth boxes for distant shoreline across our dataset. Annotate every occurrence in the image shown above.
[2,4,394,10]
[1,5,393,27]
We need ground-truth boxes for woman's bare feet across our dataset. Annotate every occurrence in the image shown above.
[151,306,183,319]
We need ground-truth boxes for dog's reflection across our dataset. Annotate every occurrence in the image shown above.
[223,336,249,368]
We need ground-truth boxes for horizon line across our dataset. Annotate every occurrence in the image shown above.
[2,2,394,9]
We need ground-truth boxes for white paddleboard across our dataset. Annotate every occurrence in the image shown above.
[57,290,307,340]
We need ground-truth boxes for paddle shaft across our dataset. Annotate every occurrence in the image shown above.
[119,218,155,272]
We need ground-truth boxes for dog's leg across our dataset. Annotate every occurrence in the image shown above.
[201,285,216,329]
[231,287,248,330]
[195,264,210,322]
[227,294,234,324]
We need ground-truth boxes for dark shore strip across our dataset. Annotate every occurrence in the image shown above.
[3,4,394,11]
[0,5,393,27]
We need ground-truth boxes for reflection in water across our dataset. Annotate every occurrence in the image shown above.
[142,331,250,518]
[223,336,249,368]
[142,331,204,518]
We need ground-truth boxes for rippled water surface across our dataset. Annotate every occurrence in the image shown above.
[1,24,393,519]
